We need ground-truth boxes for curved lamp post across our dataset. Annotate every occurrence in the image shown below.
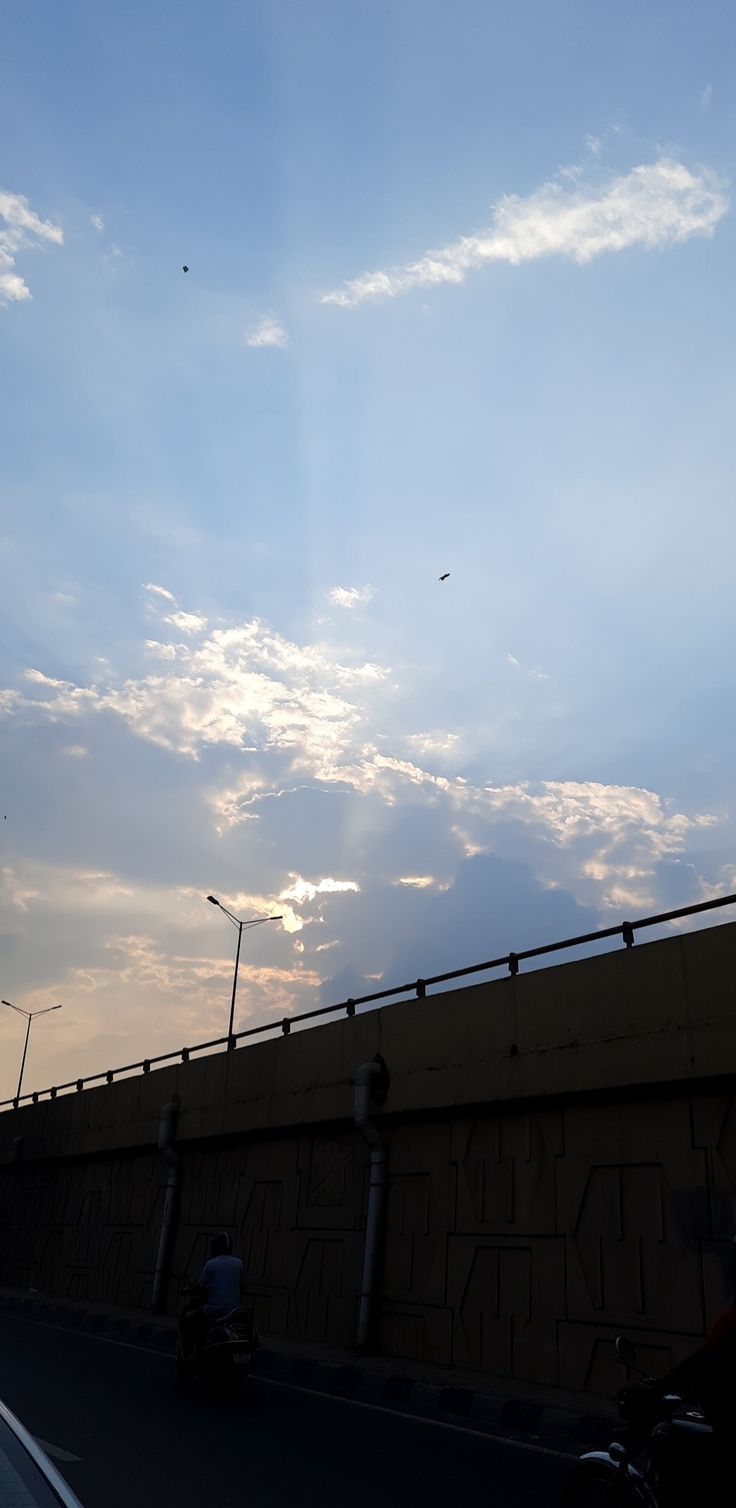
[206,896,282,1043]
[1,999,62,1100]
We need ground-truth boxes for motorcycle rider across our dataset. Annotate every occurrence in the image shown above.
[180,1231,245,1357]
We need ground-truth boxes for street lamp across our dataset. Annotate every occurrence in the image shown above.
[1,999,63,1101]
[206,895,283,1042]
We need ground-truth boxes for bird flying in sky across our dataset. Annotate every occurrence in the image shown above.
[182,265,189,273]
[439,572,450,581]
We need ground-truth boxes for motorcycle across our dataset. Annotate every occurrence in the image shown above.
[562,1336,716,1506]
[176,1298,260,1394]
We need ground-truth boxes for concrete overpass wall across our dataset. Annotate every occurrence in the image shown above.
[1,920,735,1394]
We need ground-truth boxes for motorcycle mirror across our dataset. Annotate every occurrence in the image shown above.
[615,1335,636,1369]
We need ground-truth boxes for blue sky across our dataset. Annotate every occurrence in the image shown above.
[1,0,735,1097]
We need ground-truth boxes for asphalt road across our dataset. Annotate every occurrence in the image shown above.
[0,1312,573,1508]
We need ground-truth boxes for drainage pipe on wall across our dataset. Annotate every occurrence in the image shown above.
[152,1095,180,1314]
[354,1057,389,1351]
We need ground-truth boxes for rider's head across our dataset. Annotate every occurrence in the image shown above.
[211,1231,233,1259]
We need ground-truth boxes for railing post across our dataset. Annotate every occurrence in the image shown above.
[508,952,519,976]
[622,922,635,949]
[416,979,426,998]
[346,999,356,1018]
[281,1019,291,1036]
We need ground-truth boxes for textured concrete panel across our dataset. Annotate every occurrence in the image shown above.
[559,1099,708,1336]
[382,1122,452,1307]
[452,1109,563,1235]
[378,1302,453,1365]
[448,1235,565,1384]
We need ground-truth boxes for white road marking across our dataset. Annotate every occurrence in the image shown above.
[257,1375,579,1460]
[34,1436,81,1463]
[0,1310,579,1463]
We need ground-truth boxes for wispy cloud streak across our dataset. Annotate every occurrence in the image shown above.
[322,158,727,308]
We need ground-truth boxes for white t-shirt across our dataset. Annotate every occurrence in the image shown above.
[198,1254,244,1317]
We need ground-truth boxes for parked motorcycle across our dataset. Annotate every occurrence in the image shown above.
[176,1302,259,1394]
[562,1336,716,1506]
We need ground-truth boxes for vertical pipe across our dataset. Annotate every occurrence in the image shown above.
[152,1098,180,1314]
[354,1059,389,1351]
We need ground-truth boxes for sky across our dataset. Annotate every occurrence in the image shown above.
[1,0,735,1099]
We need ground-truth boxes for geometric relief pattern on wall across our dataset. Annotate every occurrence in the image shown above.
[378,1302,453,1367]
[2,1076,733,1392]
[39,1228,64,1295]
[448,1235,564,1386]
[383,1172,430,1296]
[184,1146,243,1228]
[295,1133,362,1232]
[100,1228,135,1307]
[381,1122,451,1309]
[291,1236,352,1346]
[715,1095,736,1184]
[692,1093,736,1242]
[452,1110,562,1236]
[446,1230,561,1381]
[563,1159,705,1335]
[240,1180,283,1282]
[73,1188,103,1269]
[559,1096,709,1340]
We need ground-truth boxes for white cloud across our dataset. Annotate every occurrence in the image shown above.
[0,189,63,305]
[322,157,727,308]
[327,585,374,609]
[404,730,459,758]
[245,316,288,349]
[393,876,435,889]
[60,745,88,759]
[90,213,105,233]
[144,582,176,603]
[280,874,360,905]
[144,640,180,661]
[164,610,208,636]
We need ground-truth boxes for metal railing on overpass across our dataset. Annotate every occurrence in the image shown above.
[2,889,734,1113]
